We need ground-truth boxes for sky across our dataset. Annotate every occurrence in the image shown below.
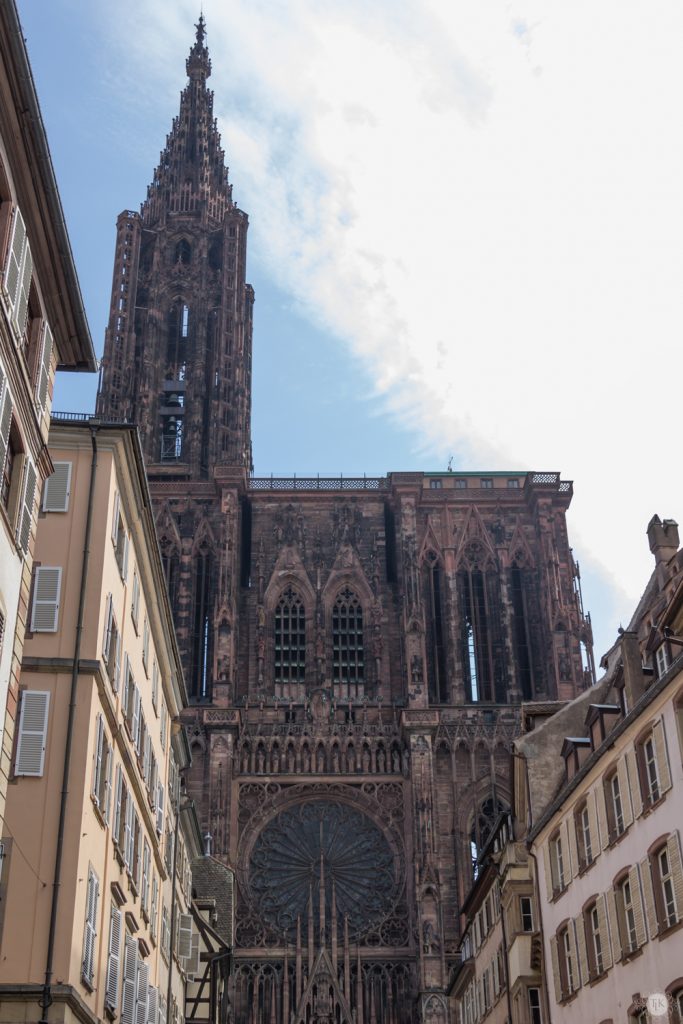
[15,0,683,664]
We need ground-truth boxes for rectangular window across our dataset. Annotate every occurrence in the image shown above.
[454,478,467,489]
[152,660,159,714]
[643,736,661,804]
[587,902,603,976]
[551,834,565,893]
[81,865,100,988]
[111,492,129,580]
[16,455,37,555]
[102,595,121,692]
[658,847,678,928]
[14,690,50,776]
[480,478,493,489]
[507,479,520,489]
[561,926,575,994]
[141,840,151,916]
[92,714,113,822]
[122,934,138,1024]
[30,566,62,632]
[655,644,670,677]
[620,877,638,953]
[150,873,159,942]
[34,320,53,415]
[607,772,625,838]
[42,461,71,512]
[528,988,542,1024]
[3,205,33,341]
[520,895,534,932]
[429,479,442,489]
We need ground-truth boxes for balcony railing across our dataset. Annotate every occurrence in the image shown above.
[249,475,385,491]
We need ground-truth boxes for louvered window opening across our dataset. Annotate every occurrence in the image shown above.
[332,588,364,690]
[274,587,306,684]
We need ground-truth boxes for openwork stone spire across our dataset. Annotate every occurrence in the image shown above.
[143,15,233,226]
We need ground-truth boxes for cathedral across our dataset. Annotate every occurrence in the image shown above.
[96,19,594,1024]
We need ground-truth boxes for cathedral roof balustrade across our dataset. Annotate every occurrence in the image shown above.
[249,475,386,491]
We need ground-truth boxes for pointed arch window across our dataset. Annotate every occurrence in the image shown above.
[458,543,505,703]
[332,587,364,691]
[274,587,306,684]
[190,546,213,701]
[423,550,448,703]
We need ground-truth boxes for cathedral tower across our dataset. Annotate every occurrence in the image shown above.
[97,22,594,1024]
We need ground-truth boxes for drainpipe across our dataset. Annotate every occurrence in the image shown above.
[40,425,98,1024]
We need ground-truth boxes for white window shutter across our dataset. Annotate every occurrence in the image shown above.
[3,206,27,308]
[122,654,131,717]
[92,714,104,803]
[102,593,113,662]
[30,567,62,631]
[81,866,99,986]
[121,935,138,1024]
[14,236,32,341]
[132,687,141,752]
[35,320,53,414]
[113,630,122,693]
[156,784,164,836]
[105,905,122,1009]
[17,457,37,555]
[14,690,50,776]
[0,368,13,479]
[42,460,71,512]
[185,931,200,980]
[135,960,149,1024]
[103,742,114,824]
[147,987,158,1024]
[124,796,134,868]
[112,491,120,544]
[113,765,123,841]
[122,532,130,582]
[177,913,193,959]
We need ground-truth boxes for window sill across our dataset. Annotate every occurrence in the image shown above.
[91,795,107,829]
[81,974,95,994]
[607,826,629,849]
[588,968,608,986]
[551,884,569,902]
[578,857,597,877]
[657,917,683,942]
[641,792,666,817]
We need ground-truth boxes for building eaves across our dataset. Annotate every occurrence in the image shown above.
[0,0,96,370]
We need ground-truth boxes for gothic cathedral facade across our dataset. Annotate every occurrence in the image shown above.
[96,21,594,1024]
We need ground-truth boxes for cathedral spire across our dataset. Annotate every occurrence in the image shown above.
[187,13,211,80]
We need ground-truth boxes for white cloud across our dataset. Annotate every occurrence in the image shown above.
[96,0,683,636]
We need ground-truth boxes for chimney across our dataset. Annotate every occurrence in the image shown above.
[647,516,680,589]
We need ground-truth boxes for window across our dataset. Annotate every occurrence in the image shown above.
[650,838,683,932]
[82,865,100,988]
[102,595,121,692]
[14,690,50,777]
[604,770,625,840]
[274,586,306,685]
[507,479,520,489]
[150,873,159,942]
[332,587,364,690]
[642,734,661,804]
[558,924,577,997]
[29,567,62,633]
[141,840,151,916]
[528,988,542,1024]
[42,461,71,512]
[429,479,442,489]
[520,895,534,932]
[584,900,604,978]
[616,872,641,955]
[33,320,53,416]
[480,478,493,489]
[111,492,129,580]
[550,832,566,894]
[576,801,593,869]
[161,905,170,962]
[91,714,113,822]
[454,477,467,489]
[656,644,670,678]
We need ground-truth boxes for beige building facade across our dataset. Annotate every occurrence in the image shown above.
[521,517,683,1024]
[0,421,201,1024]
[0,0,96,836]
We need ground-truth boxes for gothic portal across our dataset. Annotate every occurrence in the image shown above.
[96,19,594,1024]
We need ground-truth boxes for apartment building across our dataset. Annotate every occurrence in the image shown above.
[0,419,201,1024]
[520,517,683,1024]
[0,0,96,831]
